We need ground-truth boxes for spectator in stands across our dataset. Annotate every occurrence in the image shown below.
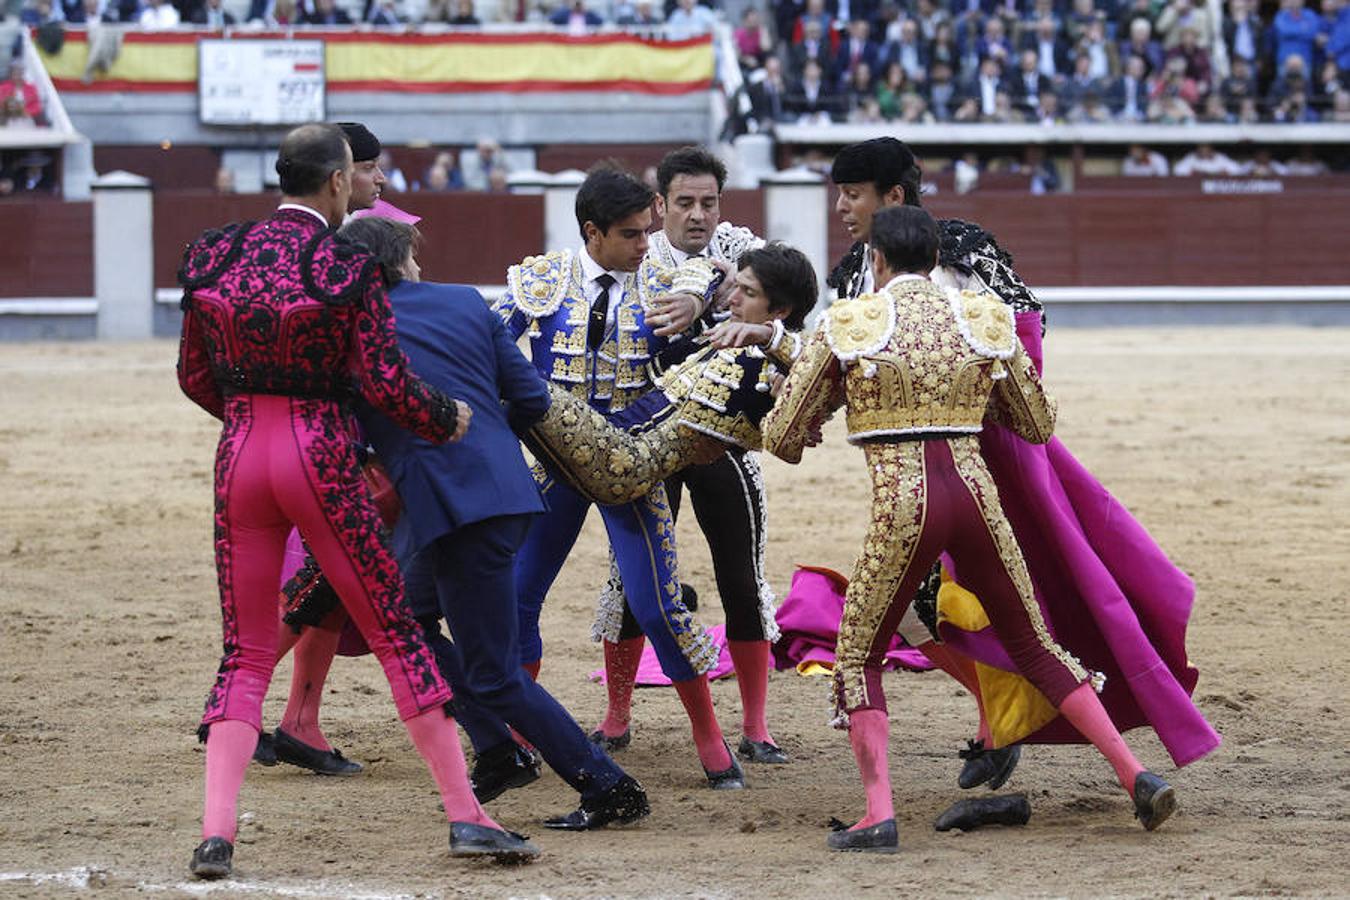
[1078,20,1121,80]
[1064,52,1101,106]
[2,94,36,128]
[837,18,882,90]
[1069,88,1114,121]
[1199,92,1236,121]
[976,16,1014,67]
[192,0,237,25]
[487,168,510,192]
[1156,0,1214,49]
[1173,142,1241,175]
[10,150,55,193]
[366,0,402,25]
[1236,95,1262,121]
[1331,0,1350,72]
[304,0,352,24]
[1010,48,1052,112]
[419,152,464,191]
[885,18,928,85]
[615,0,661,26]
[1313,58,1344,105]
[1284,145,1328,174]
[875,60,911,119]
[928,20,961,75]
[850,94,886,123]
[447,0,482,24]
[967,55,1007,119]
[378,150,408,192]
[1109,54,1153,121]
[790,17,834,80]
[1271,86,1320,120]
[1121,143,1170,176]
[138,0,181,27]
[790,0,834,47]
[1023,0,1061,33]
[214,166,236,194]
[666,0,715,39]
[733,7,772,69]
[1150,55,1201,107]
[1268,52,1311,104]
[787,57,842,123]
[1330,88,1350,121]
[897,91,935,123]
[1165,25,1212,95]
[1021,17,1070,80]
[1240,148,1289,175]
[1121,17,1165,76]
[1117,0,1158,40]
[1033,88,1065,124]
[1219,55,1258,109]
[1223,0,1266,69]
[1065,0,1101,46]
[988,88,1025,122]
[460,137,509,191]
[926,59,961,121]
[20,0,61,26]
[843,60,876,112]
[68,0,121,22]
[1271,0,1324,71]
[0,61,43,125]
[913,0,948,41]
[1020,145,1060,193]
[1152,92,1198,123]
[747,55,791,126]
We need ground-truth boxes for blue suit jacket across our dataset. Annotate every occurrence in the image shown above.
[359,281,550,558]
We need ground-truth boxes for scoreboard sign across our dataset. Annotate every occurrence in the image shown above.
[198,39,325,126]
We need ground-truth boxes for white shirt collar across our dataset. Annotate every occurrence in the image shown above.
[578,246,628,287]
[277,203,330,227]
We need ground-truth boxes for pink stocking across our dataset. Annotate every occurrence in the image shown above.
[1058,682,1145,796]
[727,639,774,744]
[673,676,732,771]
[847,708,894,829]
[278,608,344,750]
[202,720,259,841]
[595,636,644,738]
[403,708,500,827]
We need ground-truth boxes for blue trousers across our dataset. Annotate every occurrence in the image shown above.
[515,472,714,683]
[405,513,624,801]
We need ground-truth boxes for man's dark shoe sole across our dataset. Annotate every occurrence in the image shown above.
[1133,771,1177,831]
[189,837,233,879]
[449,822,540,864]
[935,793,1032,832]
[826,818,898,853]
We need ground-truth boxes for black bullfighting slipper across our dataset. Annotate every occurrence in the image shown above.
[826,817,898,853]
[252,731,277,767]
[448,822,540,863]
[1132,771,1177,832]
[737,735,790,764]
[587,727,632,752]
[471,742,541,804]
[189,837,233,879]
[934,793,1032,832]
[957,739,1021,790]
[273,727,363,776]
[543,775,651,831]
[704,741,746,790]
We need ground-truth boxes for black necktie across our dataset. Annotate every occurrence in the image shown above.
[588,273,615,350]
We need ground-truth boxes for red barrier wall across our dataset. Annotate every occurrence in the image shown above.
[0,200,93,298]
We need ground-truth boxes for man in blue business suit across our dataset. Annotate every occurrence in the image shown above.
[339,216,650,831]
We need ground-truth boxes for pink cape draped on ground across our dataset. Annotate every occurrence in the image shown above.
[936,311,1220,767]
[594,566,932,686]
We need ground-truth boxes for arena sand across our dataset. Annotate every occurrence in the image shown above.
[0,327,1346,899]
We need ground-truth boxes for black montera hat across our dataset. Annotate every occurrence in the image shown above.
[830,137,916,188]
[337,122,381,163]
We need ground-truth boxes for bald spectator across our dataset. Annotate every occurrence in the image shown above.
[1121,17,1166,76]
[460,138,509,191]
[138,0,182,27]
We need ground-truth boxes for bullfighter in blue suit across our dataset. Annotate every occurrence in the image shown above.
[340,216,650,831]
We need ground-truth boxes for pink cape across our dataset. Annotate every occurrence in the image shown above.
[351,198,422,225]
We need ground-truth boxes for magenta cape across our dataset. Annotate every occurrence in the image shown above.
[937,312,1219,767]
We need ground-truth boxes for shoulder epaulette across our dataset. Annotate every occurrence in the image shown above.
[178,221,253,292]
[708,222,764,263]
[506,249,573,319]
[948,287,1016,359]
[823,291,895,362]
[303,230,379,306]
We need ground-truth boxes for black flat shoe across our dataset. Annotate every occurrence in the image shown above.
[934,794,1032,832]
[273,727,363,776]
[587,727,632,752]
[543,775,650,831]
[826,817,898,853]
[957,739,1021,790]
[1133,771,1177,832]
[189,837,233,879]
[253,731,277,767]
[704,741,746,790]
[472,742,541,804]
[449,822,540,864]
[737,736,790,764]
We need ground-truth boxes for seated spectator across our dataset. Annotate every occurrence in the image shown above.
[0,61,44,125]
[1069,88,1113,122]
[1010,48,1052,112]
[987,88,1025,123]
[1019,146,1060,194]
[1150,93,1197,123]
[1121,143,1170,176]
[1064,0,1100,45]
[460,138,509,191]
[837,18,882,90]
[192,0,237,25]
[615,0,661,25]
[1239,148,1289,176]
[1314,60,1344,109]
[365,0,402,25]
[733,7,772,69]
[1198,93,1235,121]
[843,60,876,113]
[1271,87,1320,121]
[666,0,715,39]
[786,58,843,124]
[447,0,481,24]
[1117,0,1157,41]
[1020,17,1070,81]
[214,166,236,194]
[928,20,961,76]
[1064,53,1101,106]
[1331,0,1350,73]
[1023,0,1061,34]
[1267,53,1311,105]
[791,0,834,47]
[914,0,949,42]
[790,18,834,81]
[1329,88,1350,122]
[1108,54,1152,121]
[884,18,928,85]
[378,150,408,192]
[1033,88,1065,125]
[1173,143,1241,176]
[418,153,464,191]
[965,55,1008,119]
[1078,20,1120,81]
[925,60,961,122]
[1156,0,1213,49]
[952,151,980,194]
[1223,0,1265,69]
[1219,56,1258,109]
[1271,0,1323,72]
[1235,95,1262,121]
[976,16,1014,68]
[248,0,298,25]
[487,168,510,193]
[138,0,181,27]
[2,94,38,128]
[1165,26,1212,95]
[849,94,886,123]
[875,60,912,120]
[304,0,353,24]
[896,92,935,123]
[1150,55,1201,107]
[747,55,791,127]
[550,0,601,30]
[1121,18,1165,77]
[9,151,55,193]
[1284,146,1328,174]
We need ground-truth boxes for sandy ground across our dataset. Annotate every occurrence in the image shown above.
[0,327,1347,899]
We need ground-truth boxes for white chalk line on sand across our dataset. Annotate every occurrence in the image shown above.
[0,866,463,899]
